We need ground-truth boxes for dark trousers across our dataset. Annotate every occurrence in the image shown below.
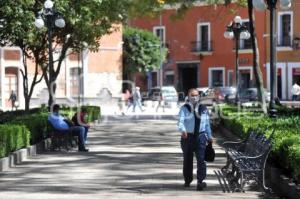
[84,126,89,142]
[70,126,86,149]
[181,133,207,184]
[292,95,298,101]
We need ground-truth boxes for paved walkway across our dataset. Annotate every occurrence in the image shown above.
[0,117,275,199]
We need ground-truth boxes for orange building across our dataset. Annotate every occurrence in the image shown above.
[264,0,300,100]
[0,25,123,110]
[130,3,267,96]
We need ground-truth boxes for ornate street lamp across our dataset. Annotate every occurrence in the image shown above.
[253,0,292,118]
[224,16,250,103]
[34,0,65,107]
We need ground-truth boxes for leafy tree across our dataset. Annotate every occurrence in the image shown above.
[0,0,46,111]
[35,0,129,107]
[0,0,129,108]
[0,0,196,110]
[123,27,168,80]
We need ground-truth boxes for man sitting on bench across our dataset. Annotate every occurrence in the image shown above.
[48,104,89,152]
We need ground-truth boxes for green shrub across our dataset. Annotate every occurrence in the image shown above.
[82,106,101,122]
[289,145,300,182]
[277,135,300,170]
[59,105,101,122]
[60,106,100,122]
[0,105,101,157]
[0,107,44,124]
[215,104,300,182]
[0,124,30,158]
[9,113,49,145]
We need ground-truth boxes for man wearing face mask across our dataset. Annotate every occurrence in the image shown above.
[178,88,213,191]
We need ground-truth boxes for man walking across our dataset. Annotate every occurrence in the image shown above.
[132,86,144,112]
[9,90,17,110]
[178,88,213,191]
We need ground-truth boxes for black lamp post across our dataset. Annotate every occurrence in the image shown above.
[224,16,250,103]
[34,0,65,107]
[253,0,291,117]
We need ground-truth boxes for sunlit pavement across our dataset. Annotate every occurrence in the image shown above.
[0,118,276,199]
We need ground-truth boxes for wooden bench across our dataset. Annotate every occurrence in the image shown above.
[222,130,274,192]
[48,121,77,151]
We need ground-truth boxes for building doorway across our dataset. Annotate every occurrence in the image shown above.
[178,63,198,95]
[239,70,251,89]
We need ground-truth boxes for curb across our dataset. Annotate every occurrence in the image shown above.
[0,138,51,172]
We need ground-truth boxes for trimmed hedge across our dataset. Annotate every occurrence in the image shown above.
[9,113,49,145]
[60,105,101,122]
[0,105,100,158]
[0,107,43,124]
[215,104,300,182]
[0,125,30,158]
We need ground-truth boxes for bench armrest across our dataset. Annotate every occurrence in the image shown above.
[234,154,265,161]
[223,140,246,150]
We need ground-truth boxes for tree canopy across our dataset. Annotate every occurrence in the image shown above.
[123,27,168,79]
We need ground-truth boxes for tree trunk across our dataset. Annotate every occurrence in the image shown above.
[25,96,30,112]
[46,38,72,108]
[20,47,45,113]
[247,0,267,114]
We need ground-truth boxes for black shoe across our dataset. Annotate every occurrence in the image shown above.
[78,147,89,152]
[196,182,207,191]
[184,182,190,187]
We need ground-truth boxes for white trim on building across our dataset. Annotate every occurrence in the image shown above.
[277,11,293,48]
[0,47,23,111]
[153,26,166,44]
[266,62,287,100]
[197,22,211,50]
[287,62,300,100]
[238,66,253,80]
[208,67,225,87]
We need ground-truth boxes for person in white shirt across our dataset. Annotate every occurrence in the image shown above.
[291,82,300,101]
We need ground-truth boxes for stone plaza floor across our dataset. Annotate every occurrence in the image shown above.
[0,116,279,199]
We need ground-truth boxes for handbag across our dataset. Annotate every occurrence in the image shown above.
[205,142,215,162]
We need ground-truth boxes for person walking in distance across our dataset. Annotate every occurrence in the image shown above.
[291,82,300,101]
[178,88,213,191]
[9,90,17,110]
[132,86,144,112]
[156,92,165,112]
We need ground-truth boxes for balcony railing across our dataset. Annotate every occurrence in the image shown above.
[191,41,213,53]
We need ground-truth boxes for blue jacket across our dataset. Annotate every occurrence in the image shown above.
[177,104,212,139]
[48,113,69,130]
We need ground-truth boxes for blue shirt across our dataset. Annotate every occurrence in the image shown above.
[48,112,69,130]
[177,104,212,139]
